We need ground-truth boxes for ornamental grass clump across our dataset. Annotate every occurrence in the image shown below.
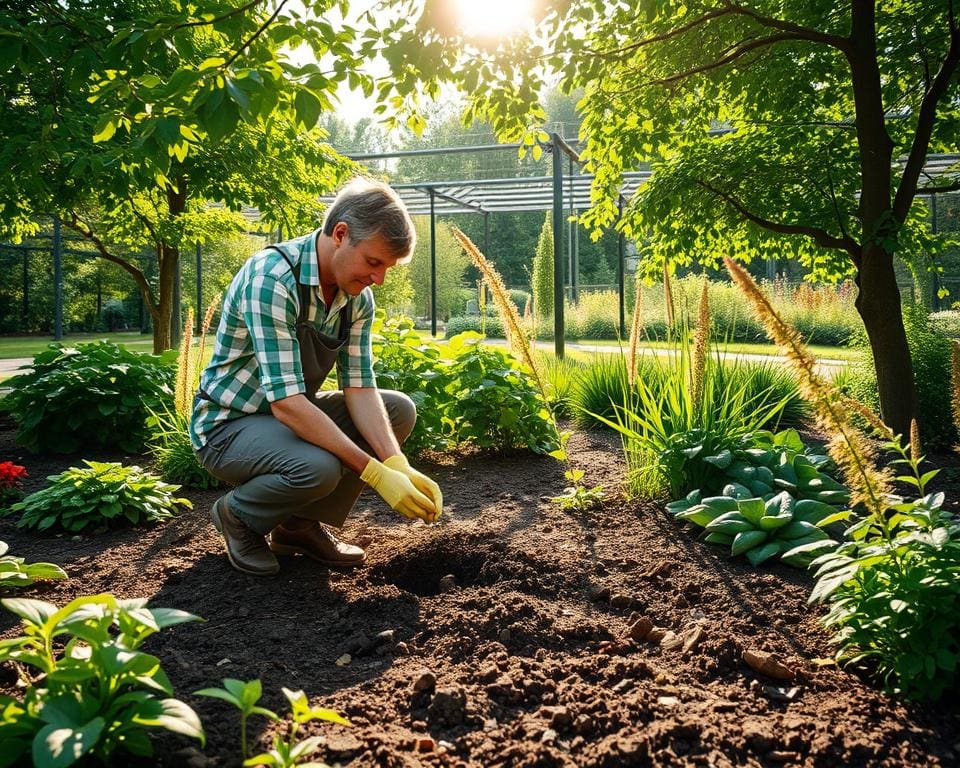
[452,227,603,512]
[725,255,960,701]
[148,300,224,488]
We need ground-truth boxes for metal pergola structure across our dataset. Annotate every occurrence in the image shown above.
[342,133,638,357]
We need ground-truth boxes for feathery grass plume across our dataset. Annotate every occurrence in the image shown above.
[174,308,195,418]
[952,340,960,444]
[840,394,896,442]
[910,418,922,462]
[194,294,221,391]
[627,270,644,387]
[723,256,892,513]
[453,227,544,391]
[691,279,710,411]
[663,261,675,328]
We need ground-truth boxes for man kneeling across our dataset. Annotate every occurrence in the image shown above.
[190,179,442,576]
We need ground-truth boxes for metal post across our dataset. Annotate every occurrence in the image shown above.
[171,252,182,346]
[195,241,203,334]
[568,154,578,302]
[551,133,565,358]
[21,249,28,329]
[931,193,940,311]
[617,196,626,338]
[53,216,63,340]
[429,189,437,337]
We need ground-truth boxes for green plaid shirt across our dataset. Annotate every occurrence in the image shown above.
[190,229,377,449]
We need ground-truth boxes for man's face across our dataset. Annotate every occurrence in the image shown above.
[329,222,401,296]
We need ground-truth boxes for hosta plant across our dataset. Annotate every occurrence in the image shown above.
[6,461,192,533]
[667,490,841,567]
[0,541,67,589]
[5,341,174,454]
[0,594,204,766]
[196,680,351,767]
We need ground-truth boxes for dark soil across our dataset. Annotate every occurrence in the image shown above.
[1,414,958,767]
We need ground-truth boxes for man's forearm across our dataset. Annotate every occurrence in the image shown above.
[270,394,370,474]
[343,387,403,461]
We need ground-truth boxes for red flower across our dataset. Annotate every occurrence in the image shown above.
[0,461,28,488]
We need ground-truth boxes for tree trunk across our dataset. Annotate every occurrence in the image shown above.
[855,244,916,437]
[154,244,176,354]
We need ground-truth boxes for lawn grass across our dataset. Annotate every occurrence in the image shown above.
[0,331,158,359]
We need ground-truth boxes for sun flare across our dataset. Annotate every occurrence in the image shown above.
[452,0,534,40]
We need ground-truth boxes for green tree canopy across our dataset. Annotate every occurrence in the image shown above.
[370,0,960,433]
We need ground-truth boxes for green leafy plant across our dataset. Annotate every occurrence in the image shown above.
[196,680,350,767]
[453,228,602,510]
[667,490,840,567]
[0,593,204,766]
[809,427,960,700]
[4,341,174,454]
[6,461,192,533]
[372,314,455,454]
[445,334,559,454]
[194,679,279,760]
[0,541,67,589]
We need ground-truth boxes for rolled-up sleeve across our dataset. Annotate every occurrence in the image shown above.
[241,273,305,401]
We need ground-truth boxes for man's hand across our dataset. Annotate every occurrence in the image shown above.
[360,458,437,521]
[384,455,443,519]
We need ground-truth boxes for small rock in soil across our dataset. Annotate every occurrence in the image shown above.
[412,669,436,693]
[395,641,409,655]
[588,584,611,602]
[415,737,435,752]
[427,686,467,726]
[610,593,632,609]
[439,574,457,592]
[326,733,364,755]
[743,649,796,681]
[628,616,653,641]
[498,628,512,643]
[762,685,800,702]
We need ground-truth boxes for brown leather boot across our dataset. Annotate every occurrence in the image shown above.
[210,495,279,576]
[269,521,366,567]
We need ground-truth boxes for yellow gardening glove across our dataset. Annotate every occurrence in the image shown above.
[384,454,443,520]
[360,458,436,521]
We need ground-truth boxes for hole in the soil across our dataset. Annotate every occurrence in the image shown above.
[371,536,553,597]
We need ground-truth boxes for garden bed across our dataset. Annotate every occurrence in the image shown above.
[1,415,958,767]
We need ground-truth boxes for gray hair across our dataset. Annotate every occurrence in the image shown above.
[322,178,416,263]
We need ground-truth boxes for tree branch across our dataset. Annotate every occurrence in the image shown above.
[586,6,737,58]
[223,0,289,68]
[649,33,805,86]
[918,179,960,194]
[893,8,960,221]
[697,179,861,261]
[721,1,851,52]
[170,0,267,30]
[64,212,159,320]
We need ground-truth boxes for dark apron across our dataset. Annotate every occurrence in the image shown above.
[197,245,352,405]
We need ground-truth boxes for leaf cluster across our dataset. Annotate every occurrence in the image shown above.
[373,316,558,455]
[0,593,204,766]
[0,541,67,591]
[5,342,174,454]
[6,461,192,534]
[195,679,349,767]
[810,437,960,701]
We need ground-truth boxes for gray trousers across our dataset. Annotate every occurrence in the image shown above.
[196,390,416,535]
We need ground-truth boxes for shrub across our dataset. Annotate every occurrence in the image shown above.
[842,303,957,450]
[570,290,621,340]
[0,594,204,766]
[717,359,809,427]
[5,341,174,454]
[444,315,505,339]
[444,334,558,454]
[6,460,192,533]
